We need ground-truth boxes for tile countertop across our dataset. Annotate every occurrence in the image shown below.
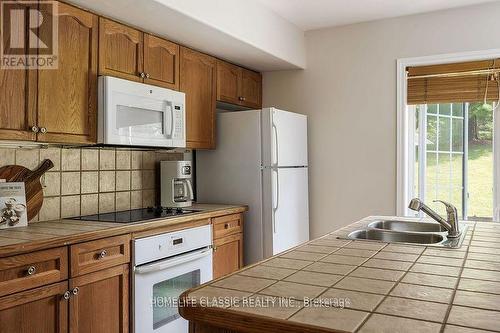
[179,216,500,333]
[0,203,247,258]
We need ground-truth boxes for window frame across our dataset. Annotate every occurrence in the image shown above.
[396,49,500,219]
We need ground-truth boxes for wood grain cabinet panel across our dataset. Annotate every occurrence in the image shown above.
[144,34,179,90]
[216,61,241,105]
[216,61,262,109]
[0,247,68,297]
[240,69,262,109]
[69,264,129,333]
[213,233,243,279]
[0,281,69,333]
[70,234,130,277]
[99,18,143,82]
[180,47,217,149]
[213,214,242,239]
[37,2,98,144]
[0,1,37,141]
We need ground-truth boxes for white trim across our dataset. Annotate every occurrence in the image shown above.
[396,48,500,216]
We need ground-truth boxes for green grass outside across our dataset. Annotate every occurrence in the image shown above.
[417,142,493,220]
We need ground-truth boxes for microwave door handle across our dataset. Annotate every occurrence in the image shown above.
[169,103,175,138]
[134,248,212,274]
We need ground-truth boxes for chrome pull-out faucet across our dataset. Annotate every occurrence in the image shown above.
[408,198,461,238]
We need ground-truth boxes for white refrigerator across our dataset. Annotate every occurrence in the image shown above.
[196,108,309,265]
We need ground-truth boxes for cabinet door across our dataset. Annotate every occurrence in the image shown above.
[0,1,37,141]
[143,34,179,90]
[37,2,98,144]
[213,233,243,279]
[69,264,129,333]
[240,69,262,108]
[99,18,143,82]
[180,47,216,149]
[0,281,68,333]
[216,61,241,105]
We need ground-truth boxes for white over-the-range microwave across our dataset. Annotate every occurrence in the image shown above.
[98,76,186,148]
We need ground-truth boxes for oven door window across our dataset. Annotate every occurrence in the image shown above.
[152,269,200,330]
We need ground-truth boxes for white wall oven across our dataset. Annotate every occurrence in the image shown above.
[133,225,212,332]
[98,76,186,148]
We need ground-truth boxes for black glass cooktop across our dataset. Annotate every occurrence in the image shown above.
[70,207,199,223]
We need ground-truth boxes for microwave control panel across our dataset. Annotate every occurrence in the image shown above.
[172,104,184,140]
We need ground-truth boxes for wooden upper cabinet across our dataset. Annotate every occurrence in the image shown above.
[37,2,98,144]
[217,61,241,105]
[240,68,262,109]
[180,47,216,149]
[69,264,129,333]
[99,18,143,82]
[144,34,179,90]
[0,281,69,333]
[0,1,37,141]
[216,60,262,108]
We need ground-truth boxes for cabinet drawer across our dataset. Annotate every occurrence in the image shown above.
[0,247,68,297]
[213,214,243,239]
[70,234,130,277]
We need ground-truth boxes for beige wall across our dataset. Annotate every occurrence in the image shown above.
[262,2,500,237]
[0,147,183,222]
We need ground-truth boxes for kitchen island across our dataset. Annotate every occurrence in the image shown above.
[180,216,500,333]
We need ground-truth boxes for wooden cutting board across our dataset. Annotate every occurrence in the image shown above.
[0,159,54,221]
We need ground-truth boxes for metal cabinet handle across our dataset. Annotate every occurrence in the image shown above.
[140,72,146,78]
[31,126,39,133]
[72,287,79,296]
[213,245,217,252]
[26,266,36,276]
[145,73,150,78]
[224,223,230,229]
[238,96,244,101]
[40,127,47,134]
[63,291,71,300]
[98,250,107,259]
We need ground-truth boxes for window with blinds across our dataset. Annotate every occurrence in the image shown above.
[407,59,500,104]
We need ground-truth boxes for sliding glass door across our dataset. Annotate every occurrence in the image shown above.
[409,102,494,221]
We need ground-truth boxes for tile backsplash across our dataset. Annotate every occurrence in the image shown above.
[0,147,185,222]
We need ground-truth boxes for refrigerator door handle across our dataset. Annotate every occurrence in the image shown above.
[272,122,279,167]
[272,168,280,234]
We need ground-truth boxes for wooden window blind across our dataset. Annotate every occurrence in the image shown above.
[407,59,500,105]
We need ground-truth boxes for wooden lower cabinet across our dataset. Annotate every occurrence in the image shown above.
[69,264,129,333]
[212,233,243,279]
[0,281,69,333]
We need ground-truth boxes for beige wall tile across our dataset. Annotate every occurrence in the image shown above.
[116,191,131,211]
[0,148,15,166]
[142,151,156,169]
[116,171,131,191]
[61,195,80,218]
[61,149,80,171]
[131,170,142,190]
[142,170,156,189]
[61,172,81,195]
[131,151,142,169]
[81,172,98,194]
[43,172,61,197]
[81,149,99,170]
[99,149,115,170]
[39,197,61,221]
[116,150,131,169]
[39,148,61,171]
[142,189,155,207]
[99,193,115,213]
[15,149,39,169]
[99,171,115,192]
[130,191,142,209]
[81,194,98,215]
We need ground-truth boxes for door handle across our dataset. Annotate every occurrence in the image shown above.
[134,248,212,274]
[272,122,279,167]
[272,168,280,234]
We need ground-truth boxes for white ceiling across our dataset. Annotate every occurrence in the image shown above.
[255,0,500,31]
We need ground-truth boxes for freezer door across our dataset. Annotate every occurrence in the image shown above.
[262,108,308,167]
[263,167,309,256]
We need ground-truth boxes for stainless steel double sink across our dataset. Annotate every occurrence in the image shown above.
[344,219,468,248]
